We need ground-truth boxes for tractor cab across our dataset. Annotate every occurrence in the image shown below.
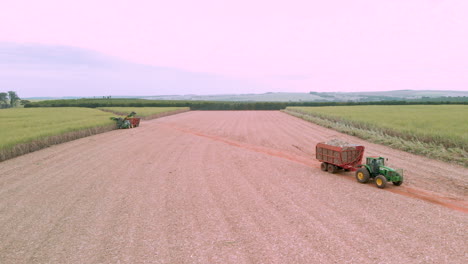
[366,156,385,175]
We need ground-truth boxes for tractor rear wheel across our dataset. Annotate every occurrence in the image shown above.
[375,175,387,189]
[355,168,370,183]
[321,162,328,171]
[327,164,338,174]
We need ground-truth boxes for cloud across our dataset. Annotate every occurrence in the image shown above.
[0,43,264,97]
[0,42,115,67]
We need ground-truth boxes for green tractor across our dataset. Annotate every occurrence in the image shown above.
[355,157,403,189]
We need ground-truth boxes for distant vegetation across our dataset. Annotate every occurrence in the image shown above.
[24,97,467,110]
[308,90,468,103]
[408,96,468,103]
[285,106,468,166]
[20,90,468,104]
[25,98,304,110]
[143,90,468,102]
[0,91,29,108]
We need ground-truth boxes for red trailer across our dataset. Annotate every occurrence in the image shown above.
[316,142,365,173]
[128,117,141,128]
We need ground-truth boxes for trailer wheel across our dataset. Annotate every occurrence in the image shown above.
[375,175,387,189]
[327,164,338,174]
[321,163,328,171]
[356,168,370,183]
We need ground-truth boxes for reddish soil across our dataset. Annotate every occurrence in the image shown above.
[0,111,466,263]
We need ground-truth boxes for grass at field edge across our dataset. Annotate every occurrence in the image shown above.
[0,125,115,162]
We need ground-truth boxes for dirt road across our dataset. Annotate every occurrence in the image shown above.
[0,111,466,263]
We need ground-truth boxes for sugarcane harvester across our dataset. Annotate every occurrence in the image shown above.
[110,112,141,129]
[316,142,404,189]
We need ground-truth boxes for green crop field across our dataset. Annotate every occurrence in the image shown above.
[0,108,117,160]
[0,107,116,149]
[285,105,468,166]
[99,107,189,117]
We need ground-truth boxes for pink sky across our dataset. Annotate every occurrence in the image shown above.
[1,0,467,94]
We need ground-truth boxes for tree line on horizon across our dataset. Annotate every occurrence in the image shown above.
[0,91,30,109]
[24,97,467,110]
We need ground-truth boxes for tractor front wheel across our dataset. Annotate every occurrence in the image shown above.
[356,168,370,183]
[321,162,328,171]
[375,175,387,189]
[393,181,403,186]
